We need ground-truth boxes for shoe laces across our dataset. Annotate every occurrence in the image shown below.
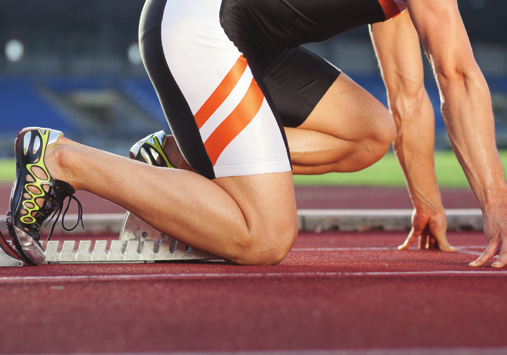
[44,194,84,241]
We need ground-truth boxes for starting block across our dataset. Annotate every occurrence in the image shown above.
[0,212,219,267]
[0,219,23,267]
[0,247,23,267]
[115,211,219,262]
[0,208,484,267]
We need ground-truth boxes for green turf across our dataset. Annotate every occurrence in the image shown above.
[296,149,507,188]
[0,159,15,183]
[293,150,473,188]
[1,151,506,188]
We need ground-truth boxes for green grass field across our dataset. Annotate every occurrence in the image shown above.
[292,150,473,188]
[1,150,506,188]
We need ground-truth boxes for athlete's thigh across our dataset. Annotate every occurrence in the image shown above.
[300,73,392,142]
[139,0,291,180]
[260,46,390,141]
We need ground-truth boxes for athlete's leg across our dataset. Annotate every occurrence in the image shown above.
[133,0,298,264]
[285,73,396,174]
[42,140,297,265]
[7,0,298,266]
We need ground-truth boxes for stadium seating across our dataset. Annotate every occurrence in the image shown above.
[1,74,505,157]
[0,77,77,134]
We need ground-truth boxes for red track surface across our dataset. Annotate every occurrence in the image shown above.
[2,184,504,354]
[1,231,506,354]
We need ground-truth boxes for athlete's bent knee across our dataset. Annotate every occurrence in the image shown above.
[230,223,298,266]
[373,110,396,149]
[373,119,396,159]
[359,111,396,167]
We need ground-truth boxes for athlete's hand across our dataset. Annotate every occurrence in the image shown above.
[470,201,507,268]
[398,209,455,252]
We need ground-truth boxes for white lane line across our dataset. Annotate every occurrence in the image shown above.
[45,347,507,355]
[292,246,486,256]
[454,247,484,256]
[292,247,394,251]
[1,270,507,284]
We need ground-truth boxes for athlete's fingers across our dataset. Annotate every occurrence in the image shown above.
[470,238,501,267]
[418,235,432,250]
[398,228,419,250]
[417,227,435,250]
[492,241,507,268]
[417,233,426,250]
[432,233,456,252]
[435,237,456,252]
[492,254,507,268]
[428,235,437,250]
[430,223,456,252]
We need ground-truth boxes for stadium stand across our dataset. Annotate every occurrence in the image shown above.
[0,78,76,133]
[116,78,166,126]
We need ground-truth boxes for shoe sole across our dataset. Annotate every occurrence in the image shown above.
[7,128,54,266]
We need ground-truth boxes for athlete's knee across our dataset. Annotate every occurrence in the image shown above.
[372,109,396,149]
[363,107,395,154]
[346,110,395,171]
[230,219,298,266]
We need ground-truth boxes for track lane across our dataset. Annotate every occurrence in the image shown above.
[1,230,506,354]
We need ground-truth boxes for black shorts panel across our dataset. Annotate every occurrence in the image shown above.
[220,0,385,59]
[258,47,341,128]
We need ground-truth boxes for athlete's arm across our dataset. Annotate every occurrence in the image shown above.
[407,0,507,267]
[370,11,454,252]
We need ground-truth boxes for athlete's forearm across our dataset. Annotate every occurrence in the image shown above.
[370,11,443,214]
[390,88,443,214]
[407,0,507,211]
[438,69,507,210]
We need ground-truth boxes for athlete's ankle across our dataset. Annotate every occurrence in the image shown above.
[46,139,78,191]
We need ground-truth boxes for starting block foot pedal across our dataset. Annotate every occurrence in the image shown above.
[0,246,23,267]
[119,211,219,262]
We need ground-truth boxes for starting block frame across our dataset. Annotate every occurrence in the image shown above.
[0,243,23,267]
[43,239,218,264]
[0,209,484,267]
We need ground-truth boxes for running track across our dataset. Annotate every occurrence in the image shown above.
[2,185,507,354]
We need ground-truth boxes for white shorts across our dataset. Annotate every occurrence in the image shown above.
[139,0,292,179]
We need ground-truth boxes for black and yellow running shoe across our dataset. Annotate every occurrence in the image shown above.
[7,127,82,265]
[129,130,174,168]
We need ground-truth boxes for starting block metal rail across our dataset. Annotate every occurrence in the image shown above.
[0,209,483,267]
[43,239,218,264]
[298,208,484,232]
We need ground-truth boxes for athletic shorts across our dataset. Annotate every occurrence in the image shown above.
[139,0,403,179]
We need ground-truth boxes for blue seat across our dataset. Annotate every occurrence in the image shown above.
[0,78,77,135]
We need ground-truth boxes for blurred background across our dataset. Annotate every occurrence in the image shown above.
[0,0,506,157]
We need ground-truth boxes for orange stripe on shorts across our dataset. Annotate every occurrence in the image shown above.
[378,0,402,20]
[194,55,249,129]
[204,78,264,166]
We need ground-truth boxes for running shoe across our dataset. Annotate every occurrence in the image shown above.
[7,127,83,265]
[129,130,174,168]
